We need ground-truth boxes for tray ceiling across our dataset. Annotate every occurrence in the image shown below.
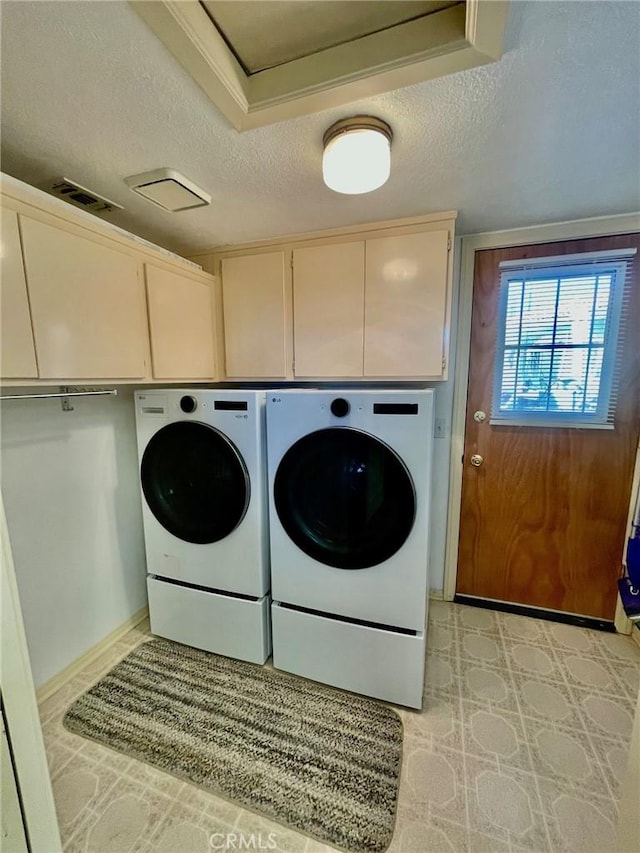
[202,1,461,74]
[131,0,508,130]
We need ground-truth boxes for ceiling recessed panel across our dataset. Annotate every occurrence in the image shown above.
[130,0,509,130]
[202,1,462,74]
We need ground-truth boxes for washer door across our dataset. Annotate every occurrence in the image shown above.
[274,427,415,569]
[141,421,249,544]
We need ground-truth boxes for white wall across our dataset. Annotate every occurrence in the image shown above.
[0,386,147,688]
[426,236,461,595]
[426,383,454,595]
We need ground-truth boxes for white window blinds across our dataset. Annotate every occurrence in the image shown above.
[491,248,636,428]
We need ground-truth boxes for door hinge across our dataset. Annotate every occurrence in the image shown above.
[447,237,452,252]
[442,356,446,371]
[290,254,294,269]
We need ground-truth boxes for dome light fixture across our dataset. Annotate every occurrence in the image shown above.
[322,116,393,195]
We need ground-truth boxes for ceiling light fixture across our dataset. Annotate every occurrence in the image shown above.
[322,116,393,195]
[124,168,211,212]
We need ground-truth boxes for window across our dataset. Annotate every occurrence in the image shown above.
[491,249,636,428]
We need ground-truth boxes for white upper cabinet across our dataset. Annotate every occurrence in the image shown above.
[293,241,364,378]
[293,230,451,379]
[364,229,450,377]
[221,251,289,379]
[145,264,216,380]
[1,174,455,386]
[0,208,38,378]
[208,215,455,381]
[1,173,221,385]
[20,216,148,379]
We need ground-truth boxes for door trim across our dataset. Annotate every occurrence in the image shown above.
[444,212,640,603]
[1,495,62,851]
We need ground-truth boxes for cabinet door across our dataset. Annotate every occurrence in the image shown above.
[364,230,449,377]
[145,265,215,380]
[20,217,147,379]
[293,242,364,377]
[221,252,288,378]
[0,209,38,378]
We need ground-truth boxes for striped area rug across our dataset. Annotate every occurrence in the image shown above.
[63,639,403,853]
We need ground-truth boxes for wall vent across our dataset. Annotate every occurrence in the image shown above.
[46,178,124,213]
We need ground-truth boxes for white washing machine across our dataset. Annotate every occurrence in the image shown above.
[135,389,270,664]
[267,388,434,707]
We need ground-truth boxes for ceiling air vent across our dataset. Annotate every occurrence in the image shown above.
[47,178,124,213]
[124,169,211,212]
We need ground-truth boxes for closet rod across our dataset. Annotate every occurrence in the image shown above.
[0,389,118,401]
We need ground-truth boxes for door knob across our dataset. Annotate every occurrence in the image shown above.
[470,454,483,467]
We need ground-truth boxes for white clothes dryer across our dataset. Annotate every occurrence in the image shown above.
[266,388,434,707]
[135,389,270,664]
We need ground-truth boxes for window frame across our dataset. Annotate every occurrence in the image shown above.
[490,258,627,429]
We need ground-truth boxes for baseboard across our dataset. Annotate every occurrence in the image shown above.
[428,589,444,601]
[36,606,149,704]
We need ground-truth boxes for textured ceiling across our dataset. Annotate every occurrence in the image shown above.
[0,1,638,257]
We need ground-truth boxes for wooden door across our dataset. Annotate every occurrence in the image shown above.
[293,241,364,377]
[221,251,288,378]
[364,230,449,377]
[0,209,38,378]
[457,234,640,620]
[145,264,216,380]
[20,216,147,379]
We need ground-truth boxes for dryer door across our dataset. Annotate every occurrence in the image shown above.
[141,422,249,544]
[274,427,415,569]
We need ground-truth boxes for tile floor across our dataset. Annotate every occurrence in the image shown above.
[39,601,640,853]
